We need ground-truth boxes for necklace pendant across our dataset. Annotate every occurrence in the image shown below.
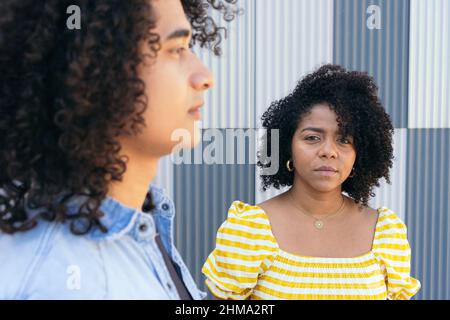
[314,220,324,229]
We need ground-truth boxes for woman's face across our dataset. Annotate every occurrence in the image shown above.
[290,103,356,193]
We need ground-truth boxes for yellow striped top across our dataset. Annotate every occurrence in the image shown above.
[202,201,421,300]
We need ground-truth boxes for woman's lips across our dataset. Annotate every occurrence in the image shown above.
[314,170,338,177]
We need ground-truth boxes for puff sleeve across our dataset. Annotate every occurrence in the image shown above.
[372,208,421,300]
[201,201,278,300]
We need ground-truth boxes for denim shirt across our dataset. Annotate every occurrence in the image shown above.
[0,185,206,300]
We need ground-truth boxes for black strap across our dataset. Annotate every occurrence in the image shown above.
[154,233,193,300]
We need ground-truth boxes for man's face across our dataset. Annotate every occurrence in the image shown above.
[291,104,357,193]
[123,0,214,157]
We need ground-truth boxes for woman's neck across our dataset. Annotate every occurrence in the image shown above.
[288,179,345,217]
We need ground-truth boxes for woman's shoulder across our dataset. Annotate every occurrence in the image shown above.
[375,206,408,232]
[220,200,277,244]
[227,200,269,221]
[372,206,410,251]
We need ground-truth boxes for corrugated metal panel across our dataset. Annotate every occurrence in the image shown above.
[405,0,450,300]
[254,0,334,125]
[334,0,411,128]
[408,0,450,128]
[152,155,174,200]
[173,130,255,292]
[195,0,256,129]
[255,0,334,203]
[406,129,450,300]
[369,129,407,221]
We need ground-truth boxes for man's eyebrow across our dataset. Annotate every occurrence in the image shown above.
[164,28,191,41]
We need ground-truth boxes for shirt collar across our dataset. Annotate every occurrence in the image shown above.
[86,184,175,241]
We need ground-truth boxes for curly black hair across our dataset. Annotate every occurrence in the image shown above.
[0,0,240,235]
[257,64,395,206]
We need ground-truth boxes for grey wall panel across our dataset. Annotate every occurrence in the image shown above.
[173,129,256,292]
[195,0,256,129]
[369,129,408,221]
[408,0,450,128]
[254,0,334,126]
[334,0,410,128]
[406,129,450,300]
[152,155,174,200]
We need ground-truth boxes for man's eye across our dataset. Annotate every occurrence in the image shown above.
[305,136,320,141]
[170,47,187,55]
[339,138,351,144]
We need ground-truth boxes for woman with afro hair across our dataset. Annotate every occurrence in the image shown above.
[0,0,239,299]
[202,64,421,300]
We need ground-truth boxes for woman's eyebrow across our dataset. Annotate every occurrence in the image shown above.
[300,127,351,136]
[300,127,325,134]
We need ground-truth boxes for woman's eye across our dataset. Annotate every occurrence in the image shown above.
[305,136,320,141]
[339,138,351,144]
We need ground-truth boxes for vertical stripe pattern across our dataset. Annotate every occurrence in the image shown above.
[408,0,450,128]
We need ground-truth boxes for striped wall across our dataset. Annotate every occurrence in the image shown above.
[409,0,450,128]
[152,0,450,300]
[197,0,256,129]
[254,0,334,126]
[334,0,411,128]
[406,129,450,300]
[369,129,408,220]
[173,138,256,280]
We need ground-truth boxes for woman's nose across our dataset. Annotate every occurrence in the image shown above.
[319,139,338,158]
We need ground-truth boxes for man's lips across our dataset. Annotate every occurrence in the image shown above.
[188,106,202,113]
[188,104,203,119]
[188,102,204,113]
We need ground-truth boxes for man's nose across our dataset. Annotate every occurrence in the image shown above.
[191,60,214,91]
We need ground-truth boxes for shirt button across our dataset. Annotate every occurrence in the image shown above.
[162,203,169,211]
[139,224,148,232]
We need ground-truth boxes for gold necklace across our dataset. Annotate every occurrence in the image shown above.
[288,192,346,230]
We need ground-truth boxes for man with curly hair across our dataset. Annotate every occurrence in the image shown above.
[0,0,238,299]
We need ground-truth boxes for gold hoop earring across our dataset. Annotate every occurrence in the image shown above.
[349,167,355,178]
[286,160,294,172]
